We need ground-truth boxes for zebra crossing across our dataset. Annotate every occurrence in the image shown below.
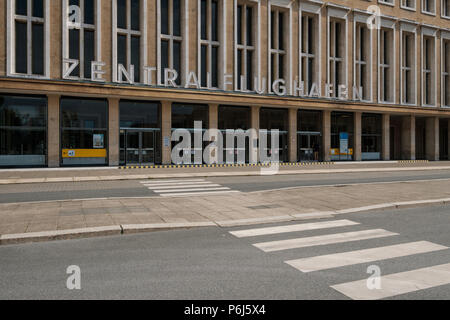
[141,178,239,197]
[228,218,450,300]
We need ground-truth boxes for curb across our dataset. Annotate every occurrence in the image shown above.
[1,198,448,245]
[0,164,449,185]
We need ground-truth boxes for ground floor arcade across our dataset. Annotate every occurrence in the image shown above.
[1,93,450,167]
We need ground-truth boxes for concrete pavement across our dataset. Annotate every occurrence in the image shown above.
[1,177,450,244]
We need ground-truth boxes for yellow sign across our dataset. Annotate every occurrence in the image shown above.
[330,148,353,155]
[62,149,107,158]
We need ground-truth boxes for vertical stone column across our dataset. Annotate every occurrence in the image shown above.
[161,101,172,164]
[354,112,362,161]
[382,114,390,161]
[289,108,298,162]
[250,106,260,163]
[401,115,416,160]
[425,117,439,161]
[47,95,60,168]
[322,110,331,161]
[108,98,120,166]
[209,104,218,129]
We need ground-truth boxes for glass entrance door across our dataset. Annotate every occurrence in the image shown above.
[298,132,321,162]
[120,130,157,165]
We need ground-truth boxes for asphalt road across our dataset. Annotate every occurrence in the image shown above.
[0,205,449,299]
[1,169,450,203]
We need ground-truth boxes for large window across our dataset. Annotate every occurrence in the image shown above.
[354,23,371,101]
[401,31,416,104]
[443,39,450,107]
[8,0,48,77]
[199,0,220,88]
[60,98,108,166]
[328,19,345,98]
[362,113,382,160]
[260,108,289,163]
[236,1,256,91]
[115,0,142,83]
[0,95,47,167]
[159,0,184,86]
[379,27,395,103]
[443,0,450,17]
[300,14,318,95]
[422,0,436,14]
[422,36,436,106]
[331,112,354,161]
[269,8,288,89]
[63,0,97,79]
[401,0,416,10]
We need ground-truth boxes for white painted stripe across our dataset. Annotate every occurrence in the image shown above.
[331,263,450,300]
[140,179,206,184]
[160,190,240,197]
[285,241,448,272]
[253,229,398,252]
[155,187,230,193]
[229,220,359,238]
[147,184,222,190]
[143,181,212,187]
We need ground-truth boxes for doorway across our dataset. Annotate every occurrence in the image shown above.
[298,132,321,162]
[120,129,158,165]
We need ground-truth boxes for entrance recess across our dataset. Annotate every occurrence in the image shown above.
[120,129,158,165]
[298,132,321,162]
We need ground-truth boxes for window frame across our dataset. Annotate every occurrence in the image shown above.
[299,2,321,97]
[112,0,147,84]
[353,15,373,102]
[62,0,101,80]
[268,2,292,95]
[442,0,450,19]
[377,20,396,104]
[234,0,260,92]
[197,0,224,89]
[421,0,436,15]
[442,36,450,108]
[378,0,395,7]
[6,0,50,78]
[157,0,187,86]
[400,24,417,106]
[400,0,416,11]
[421,28,437,107]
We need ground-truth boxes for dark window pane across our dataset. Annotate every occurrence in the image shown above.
[173,41,181,85]
[131,36,140,82]
[161,0,169,35]
[117,34,127,66]
[15,21,27,74]
[173,0,181,36]
[212,46,218,88]
[84,30,95,79]
[279,55,284,80]
[84,0,95,24]
[218,106,250,130]
[212,0,218,41]
[271,11,275,49]
[237,50,242,89]
[120,100,161,128]
[308,18,313,54]
[171,103,209,129]
[32,23,44,75]
[246,6,252,46]
[117,0,127,29]
[16,0,27,15]
[131,0,140,30]
[32,0,44,18]
[201,45,207,87]
[246,50,252,90]
[237,5,242,45]
[201,0,207,40]
[161,40,169,81]
[278,13,284,50]
[61,98,108,129]
[69,28,80,77]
